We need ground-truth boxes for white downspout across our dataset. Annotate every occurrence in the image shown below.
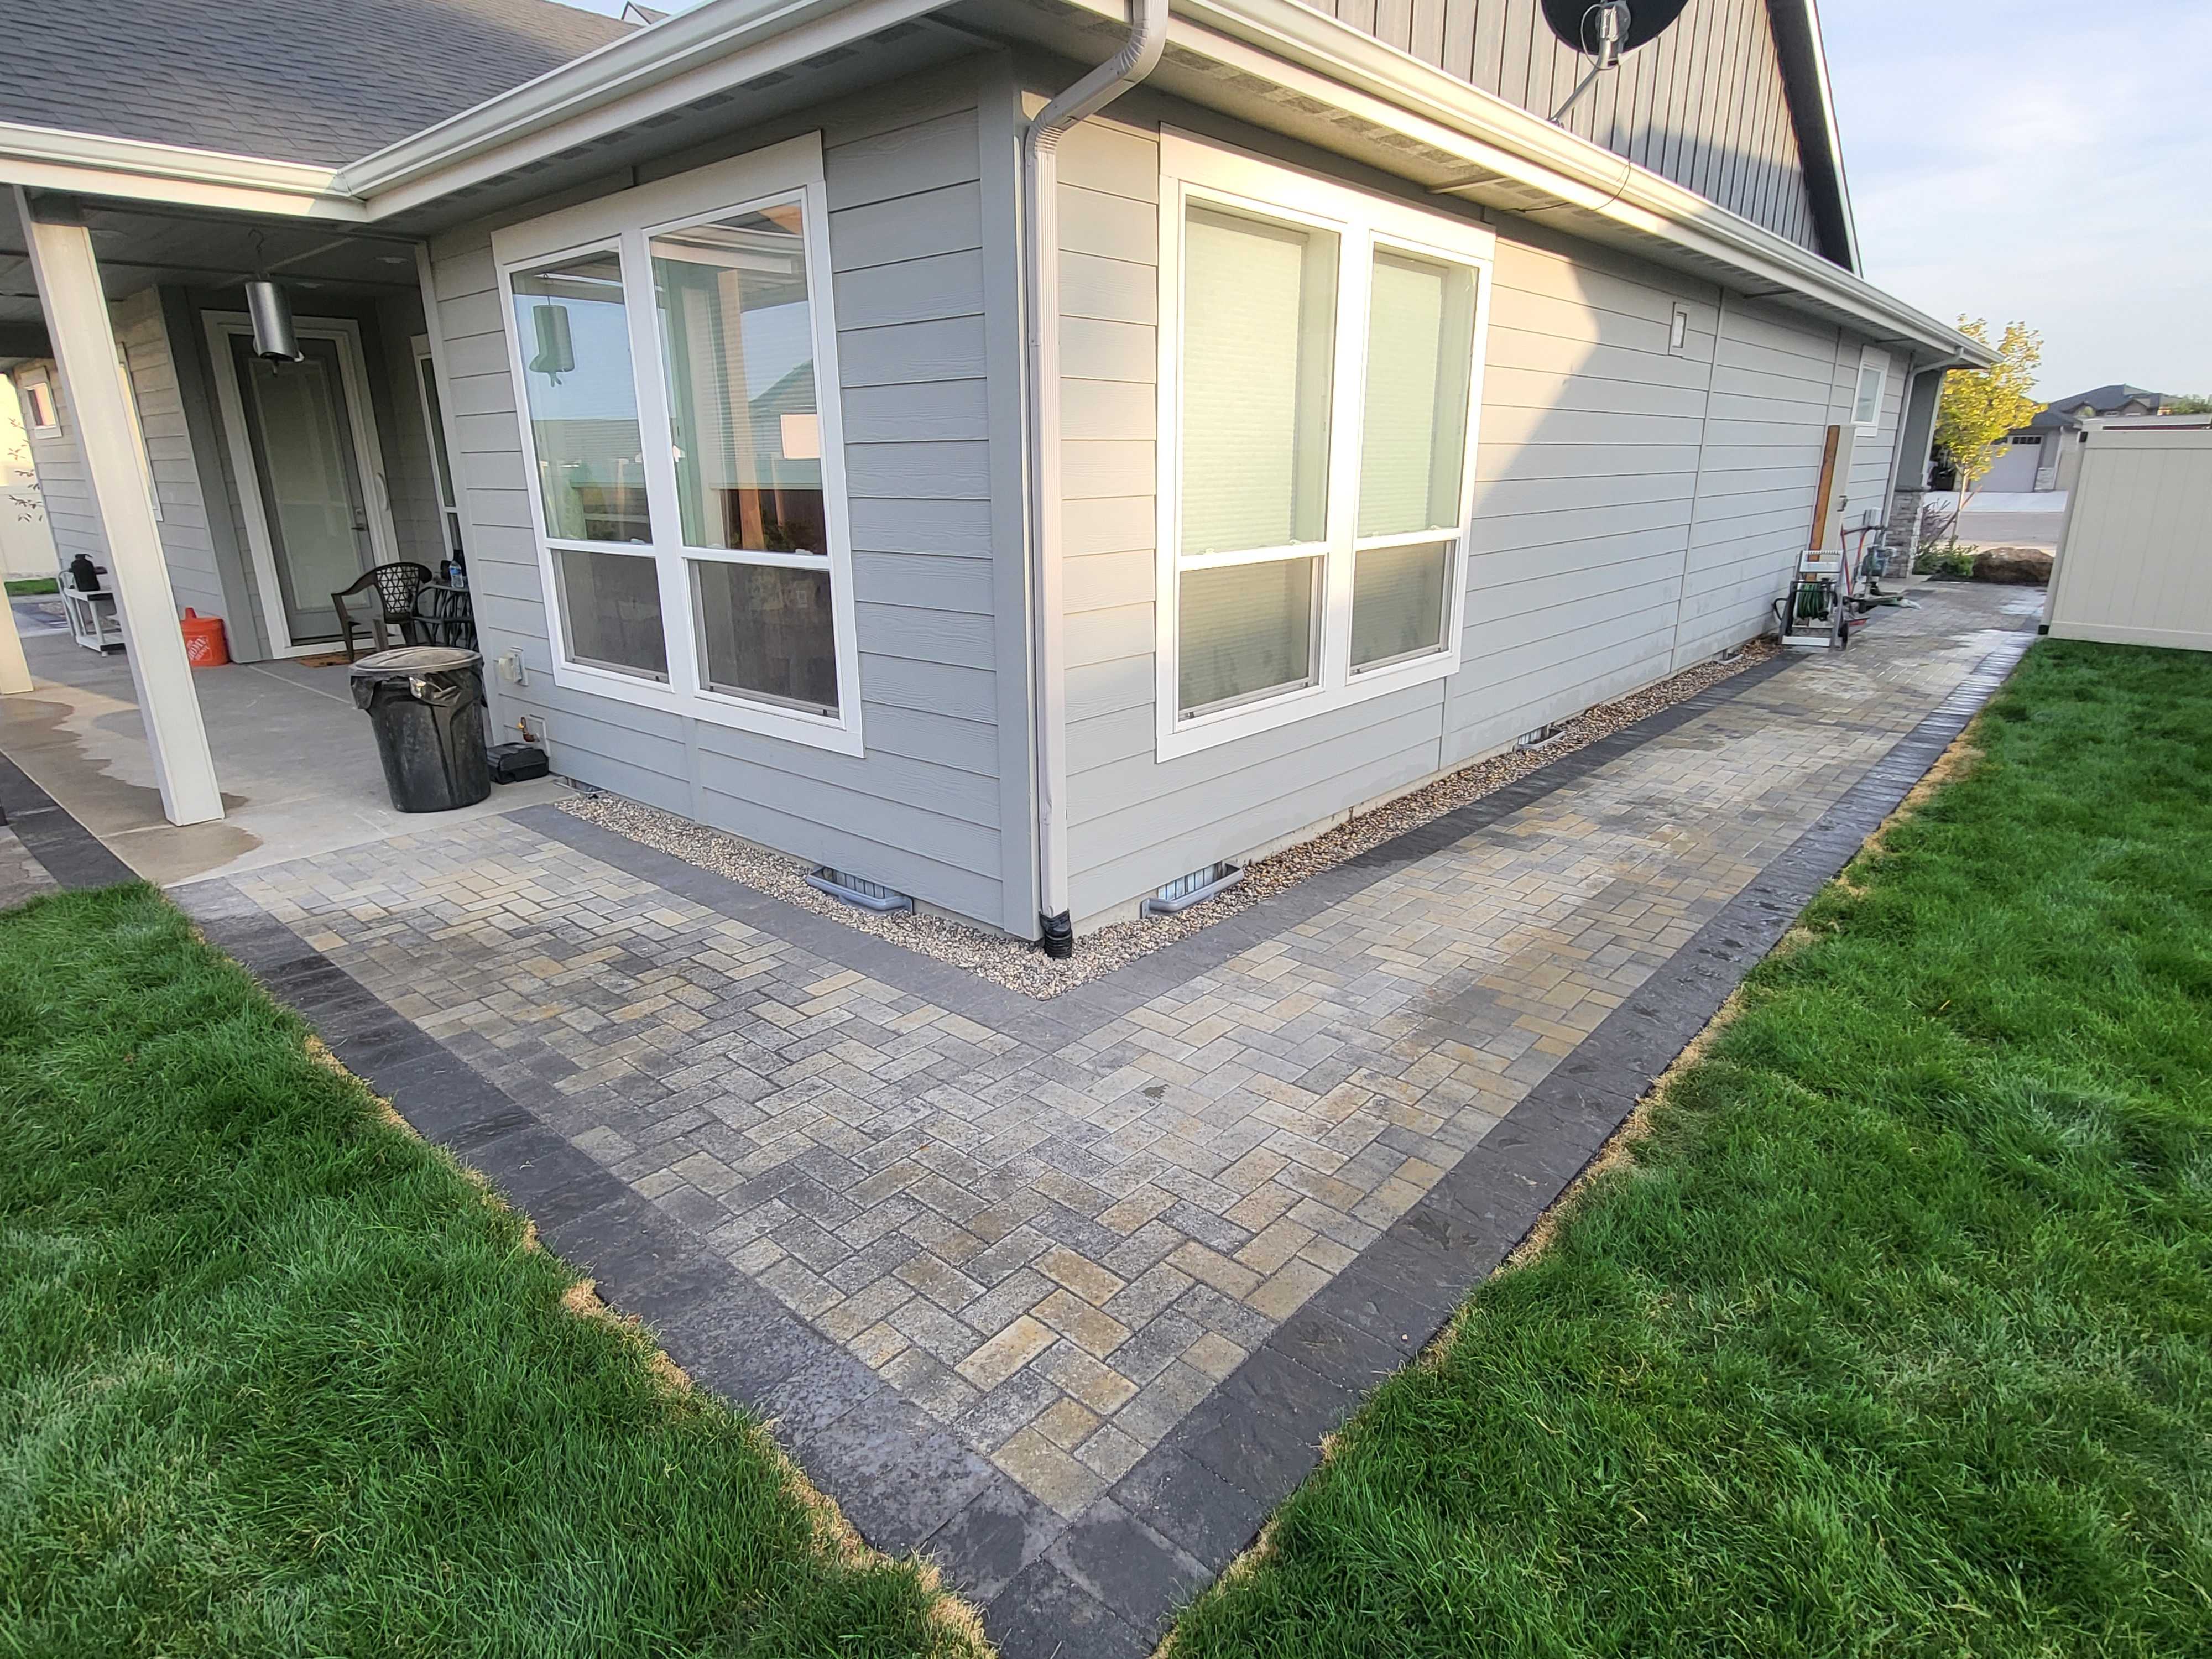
[1022,0,1168,957]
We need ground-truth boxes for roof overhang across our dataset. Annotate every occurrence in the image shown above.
[0,0,1986,367]
[0,123,362,220]
[1767,0,1859,273]
[1027,0,1986,366]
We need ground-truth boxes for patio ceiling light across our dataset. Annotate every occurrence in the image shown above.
[244,278,302,363]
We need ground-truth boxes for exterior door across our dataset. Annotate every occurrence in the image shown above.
[228,335,376,644]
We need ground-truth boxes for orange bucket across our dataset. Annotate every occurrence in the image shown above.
[180,608,230,667]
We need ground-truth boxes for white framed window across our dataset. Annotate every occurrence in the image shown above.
[491,134,862,755]
[1155,133,1494,758]
[1852,346,1889,433]
[18,368,57,431]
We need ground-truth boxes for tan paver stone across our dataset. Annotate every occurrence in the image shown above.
[1034,1396,1102,1451]
[1234,1216,1317,1275]
[1098,1184,1176,1234]
[1248,1256,1334,1321]
[1037,1246,1124,1307]
[1183,1331,1247,1381]
[1032,1288,1132,1358]
[1038,1345,1139,1413]
[1169,1240,1262,1301]
[956,1314,1057,1390]
[994,1426,1107,1517]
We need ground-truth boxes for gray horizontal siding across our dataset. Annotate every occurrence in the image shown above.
[1318,0,1823,254]
[1057,103,1898,926]
[426,62,1022,930]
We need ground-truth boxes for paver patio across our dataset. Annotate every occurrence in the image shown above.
[4,580,2038,1657]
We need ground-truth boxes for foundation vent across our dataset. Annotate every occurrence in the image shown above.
[1143,861,1242,917]
[807,868,914,913]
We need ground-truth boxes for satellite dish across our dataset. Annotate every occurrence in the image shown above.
[1540,0,1693,56]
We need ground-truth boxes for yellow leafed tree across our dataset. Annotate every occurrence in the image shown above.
[1934,319,2044,508]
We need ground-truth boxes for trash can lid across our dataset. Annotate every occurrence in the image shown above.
[350,645,482,681]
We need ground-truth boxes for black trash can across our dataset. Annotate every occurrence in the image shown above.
[350,645,491,812]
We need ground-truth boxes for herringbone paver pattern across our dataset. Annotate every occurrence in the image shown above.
[218,586,2034,1512]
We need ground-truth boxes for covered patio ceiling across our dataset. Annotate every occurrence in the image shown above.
[0,189,426,361]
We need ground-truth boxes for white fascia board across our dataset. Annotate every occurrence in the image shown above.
[0,122,364,218]
[1156,0,1987,367]
[332,0,948,215]
[1781,0,1862,274]
[1016,0,1973,368]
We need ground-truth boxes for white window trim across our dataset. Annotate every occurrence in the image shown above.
[18,367,58,432]
[1154,131,1495,760]
[1853,345,1890,435]
[490,132,864,757]
[409,333,465,562]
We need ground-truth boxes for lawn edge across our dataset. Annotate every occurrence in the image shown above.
[198,900,995,1657]
[1149,697,2010,1658]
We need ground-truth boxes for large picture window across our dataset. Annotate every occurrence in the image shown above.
[1156,134,1494,757]
[492,135,862,753]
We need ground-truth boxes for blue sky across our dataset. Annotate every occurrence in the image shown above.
[1821,0,2209,400]
[563,0,2205,399]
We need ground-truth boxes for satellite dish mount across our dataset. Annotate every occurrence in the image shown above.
[1542,0,1693,123]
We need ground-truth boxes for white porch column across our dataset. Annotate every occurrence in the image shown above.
[17,189,221,825]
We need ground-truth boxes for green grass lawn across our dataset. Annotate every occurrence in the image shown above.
[3,577,57,596]
[1169,639,2212,1658]
[0,885,975,1657]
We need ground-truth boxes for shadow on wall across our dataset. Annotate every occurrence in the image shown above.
[0,0,634,168]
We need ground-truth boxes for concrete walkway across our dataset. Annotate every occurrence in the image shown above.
[4,581,2039,1657]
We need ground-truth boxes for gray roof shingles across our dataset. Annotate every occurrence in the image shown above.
[2028,384,2173,428]
[0,0,636,168]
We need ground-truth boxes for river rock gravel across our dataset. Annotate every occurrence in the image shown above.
[558,638,1781,999]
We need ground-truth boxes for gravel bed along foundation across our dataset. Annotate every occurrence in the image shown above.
[558,638,1782,999]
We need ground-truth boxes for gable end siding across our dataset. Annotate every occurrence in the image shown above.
[1321,0,1825,255]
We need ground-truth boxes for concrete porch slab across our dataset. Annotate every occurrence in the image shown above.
[0,607,564,886]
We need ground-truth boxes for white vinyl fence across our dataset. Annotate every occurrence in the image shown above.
[2044,419,2212,650]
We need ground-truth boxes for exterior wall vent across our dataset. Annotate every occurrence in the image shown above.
[1516,721,1570,752]
[806,868,913,913]
[1142,861,1242,917]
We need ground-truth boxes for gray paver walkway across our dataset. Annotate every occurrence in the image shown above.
[191,586,2028,1516]
[141,580,2034,1655]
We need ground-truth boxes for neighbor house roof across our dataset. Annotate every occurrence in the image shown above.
[2030,384,2172,428]
[0,0,634,168]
